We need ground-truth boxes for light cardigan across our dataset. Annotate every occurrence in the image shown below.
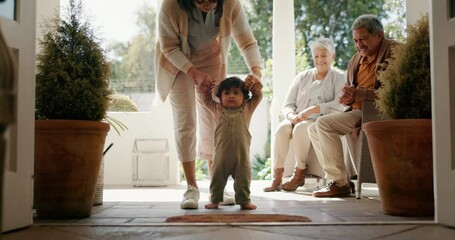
[281,67,346,120]
[155,0,262,102]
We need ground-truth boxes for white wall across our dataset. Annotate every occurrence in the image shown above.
[104,100,270,187]
[406,0,430,25]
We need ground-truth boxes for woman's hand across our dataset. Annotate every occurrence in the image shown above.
[298,105,320,119]
[188,67,215,90]
[244,74,258,90]
[290,114,303,125]
[251,66,262,81]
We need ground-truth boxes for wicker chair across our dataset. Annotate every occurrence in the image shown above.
[345,100,384,199]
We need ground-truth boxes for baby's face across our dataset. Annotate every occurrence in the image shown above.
[220,87,244,108]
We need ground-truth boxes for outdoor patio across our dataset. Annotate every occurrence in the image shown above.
[4,179,452,240]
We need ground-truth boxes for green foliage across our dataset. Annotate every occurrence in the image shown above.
[108,94,138,112]
[236,0,404,79]
[108,3,156,93]
[383,0,407,43]
[251,154,272,180]
[227,0,272,75]
[243,0,273,65]
[294,0,387,70]
[35,0,111,120]
[227,47,249,74]
[103,115,128,136]
[180,158,209,181]
[376,14,431,119]
[195,158,209,180]
[251,127,272,180]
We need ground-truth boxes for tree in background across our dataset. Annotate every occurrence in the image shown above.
[109,3,156,93]
[107,0,405,95]
[294,0,387,70]
[230,0,405,75]
[383,0,407,43]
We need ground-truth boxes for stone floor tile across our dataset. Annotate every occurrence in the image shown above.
[377,224,455,240]
[243,225,425,240]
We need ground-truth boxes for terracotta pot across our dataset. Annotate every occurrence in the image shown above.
[363,119,433,216]
[34,120,109,219]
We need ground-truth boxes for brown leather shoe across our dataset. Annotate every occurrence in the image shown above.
[281,167,305,191]
[263,168,284,192]
[313,181,352,198]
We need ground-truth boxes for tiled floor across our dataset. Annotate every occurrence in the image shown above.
[3,179,455,240]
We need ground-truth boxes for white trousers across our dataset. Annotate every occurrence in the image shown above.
[308,110,362,186]
[169,43,221,162]
[273,119,314,170]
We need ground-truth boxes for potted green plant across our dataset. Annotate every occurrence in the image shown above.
[34,0,112,218]
[362,14,433,216]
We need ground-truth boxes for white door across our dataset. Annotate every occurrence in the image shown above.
[431,0,455,227]
[0,0,36,232]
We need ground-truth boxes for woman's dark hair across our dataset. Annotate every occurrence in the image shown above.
[216,76,250,101]
[177,0,223,17]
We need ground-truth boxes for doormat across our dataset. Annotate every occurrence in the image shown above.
[166,214,311,223]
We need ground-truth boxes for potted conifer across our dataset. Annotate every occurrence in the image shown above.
[34,0,112,218]
[362,14,433,216]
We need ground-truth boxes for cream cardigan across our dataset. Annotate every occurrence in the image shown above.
[155,0,262,102]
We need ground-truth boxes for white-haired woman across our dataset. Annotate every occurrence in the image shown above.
[264,37,346,192]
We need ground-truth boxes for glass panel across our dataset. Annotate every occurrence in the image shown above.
[450,45,455,169]
[4,48,18,172]
[0,0,16,20]
[451,0,455,18]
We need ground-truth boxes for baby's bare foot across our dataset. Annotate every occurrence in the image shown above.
[205,202,219,209]
[240,202,256,210]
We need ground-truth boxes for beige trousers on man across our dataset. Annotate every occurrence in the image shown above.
[169,42,222,162]
[308,110,362,186]
[273,119,314,169]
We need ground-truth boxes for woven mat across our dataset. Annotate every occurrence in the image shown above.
[166,214,311,223]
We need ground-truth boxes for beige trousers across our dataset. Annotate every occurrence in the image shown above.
[169,42,221,162]
[273,119,314,170]
[308,110,362,186]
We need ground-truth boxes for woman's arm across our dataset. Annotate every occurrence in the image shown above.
[229,0,262,79]
[157,3,193,74]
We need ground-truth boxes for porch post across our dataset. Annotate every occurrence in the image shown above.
[271,0,295,171]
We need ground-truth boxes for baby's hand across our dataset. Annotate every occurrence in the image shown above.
[244,74,257,90]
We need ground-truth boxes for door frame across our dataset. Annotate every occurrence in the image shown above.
[431,0,455,227]
[1,0,36,232]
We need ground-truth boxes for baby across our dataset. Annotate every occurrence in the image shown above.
[198,75,263,210]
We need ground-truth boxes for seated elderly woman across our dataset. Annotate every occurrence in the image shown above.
[264,37,346,192]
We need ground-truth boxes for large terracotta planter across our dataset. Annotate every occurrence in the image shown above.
[34,120,110,219]
[363,119,433,216]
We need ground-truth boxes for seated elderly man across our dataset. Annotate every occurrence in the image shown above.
[309,14,399,198]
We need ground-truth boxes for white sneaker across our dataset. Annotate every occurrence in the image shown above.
[180,185,200,209]
[220,190,235,205]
